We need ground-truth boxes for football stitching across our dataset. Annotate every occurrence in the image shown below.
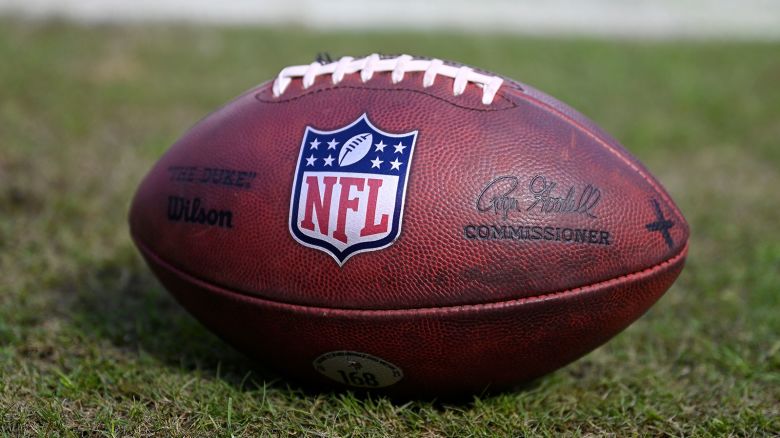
[134,234,687,315]
[272,54,506,105]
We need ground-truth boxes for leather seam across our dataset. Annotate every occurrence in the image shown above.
[514,92,687,223]
[134,234,688,316]
[254,83,518,112]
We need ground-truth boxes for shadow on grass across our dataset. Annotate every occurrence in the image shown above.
[66,245,286,391]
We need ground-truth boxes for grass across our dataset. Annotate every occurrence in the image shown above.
[1,19,779,436]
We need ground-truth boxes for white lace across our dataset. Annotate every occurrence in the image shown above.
[272,54,505,105]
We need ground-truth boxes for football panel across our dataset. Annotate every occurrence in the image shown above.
[136,235,687,395]
[129,73,688,310]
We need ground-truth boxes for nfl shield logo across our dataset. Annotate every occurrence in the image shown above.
[288,114,418,265]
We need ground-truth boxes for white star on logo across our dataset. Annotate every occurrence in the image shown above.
[393,142,407,154]
[370,156,383,169]
[323,155,335,166]
[327,139,339,150]
[389,158,402,170]
[374,141,386,152]
[305,154,317,166]
[309,138,320,150]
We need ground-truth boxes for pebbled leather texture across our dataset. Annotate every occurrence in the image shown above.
[129,59,689,394]
[135,237,686,396]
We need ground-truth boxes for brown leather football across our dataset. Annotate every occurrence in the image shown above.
[129,54,689,395]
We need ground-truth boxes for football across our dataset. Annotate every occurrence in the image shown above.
[129,54,689,395]
[338,132,373,167]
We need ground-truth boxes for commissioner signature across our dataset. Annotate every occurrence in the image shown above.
[527,175,600,218]
[476,175,601,219]
[476,176,522,219]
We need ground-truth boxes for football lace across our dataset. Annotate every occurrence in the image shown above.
[272,54,505,105]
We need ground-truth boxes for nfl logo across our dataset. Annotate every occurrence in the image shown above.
[288,114,418,265]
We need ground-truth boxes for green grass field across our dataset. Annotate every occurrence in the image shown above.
[1,20,779,436]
